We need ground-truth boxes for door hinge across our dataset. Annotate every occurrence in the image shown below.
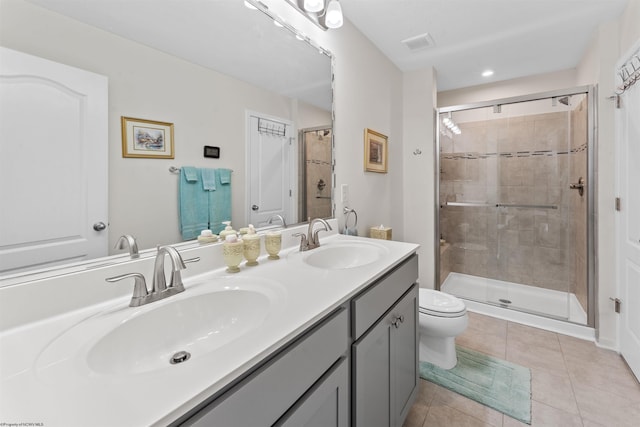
[610,297,621,313]
[615,197,621,211]
[289,189,292,197]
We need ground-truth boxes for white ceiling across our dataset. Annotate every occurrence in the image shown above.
[23,0,630,98]
[340,0,630,91]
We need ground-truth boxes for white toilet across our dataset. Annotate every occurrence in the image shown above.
[418,288,468,369]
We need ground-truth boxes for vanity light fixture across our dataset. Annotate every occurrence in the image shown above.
[304,0,325,13]
[325,0,343,29]
[244,1,258,10]
[442,113,461,135]
[289,0,344,30]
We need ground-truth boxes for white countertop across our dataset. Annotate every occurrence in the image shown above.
[0,230,418,426]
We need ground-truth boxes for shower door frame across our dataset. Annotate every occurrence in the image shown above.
[434,85,597,327]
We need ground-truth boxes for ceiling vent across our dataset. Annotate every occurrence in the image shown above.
[401,32,435,52]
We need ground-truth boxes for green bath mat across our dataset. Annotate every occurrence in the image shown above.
[419,346,531,424]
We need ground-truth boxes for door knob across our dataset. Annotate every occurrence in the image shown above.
[252,205,259,211]
[93,222,107,231]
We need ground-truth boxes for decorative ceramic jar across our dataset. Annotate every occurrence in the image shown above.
[265,231,282,260]
[222,235,244,273]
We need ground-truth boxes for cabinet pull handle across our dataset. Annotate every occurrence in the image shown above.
[391,315,401,328]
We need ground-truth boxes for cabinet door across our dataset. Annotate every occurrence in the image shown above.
[390,285,418,427]
[276,357,349,427]
[352,310,392,427]
[352,285,418,427]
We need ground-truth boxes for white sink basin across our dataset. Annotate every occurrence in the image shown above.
[88,290,268,375]
[292,240,389,269]
[35,276,287,378]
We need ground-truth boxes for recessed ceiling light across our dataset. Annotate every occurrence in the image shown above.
[482,70,494,77]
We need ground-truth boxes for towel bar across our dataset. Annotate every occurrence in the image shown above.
[170,166,233,174]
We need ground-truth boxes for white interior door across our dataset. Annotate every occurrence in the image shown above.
[247,113,295,227]
[0,47,108,275]
[616,52,640,381]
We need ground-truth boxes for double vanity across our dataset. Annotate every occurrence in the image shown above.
[0,220,419,426]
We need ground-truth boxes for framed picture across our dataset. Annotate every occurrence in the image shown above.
[364,128,388,173]
[121,116,174,159]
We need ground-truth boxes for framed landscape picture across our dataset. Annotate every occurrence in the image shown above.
[364,128,388,173]
[121,116,174,159]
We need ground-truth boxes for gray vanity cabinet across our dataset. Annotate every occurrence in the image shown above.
[175,253,418,427]
[352,255,419,427]
[178,306,349,427]
[275,356,349,427]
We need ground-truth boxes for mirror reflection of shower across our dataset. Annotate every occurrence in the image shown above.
[437,88,593,327]
[299,127,333,220]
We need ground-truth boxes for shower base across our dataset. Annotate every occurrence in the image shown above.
[442,272,594,341]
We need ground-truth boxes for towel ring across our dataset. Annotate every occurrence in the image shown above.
[343,207,358,231]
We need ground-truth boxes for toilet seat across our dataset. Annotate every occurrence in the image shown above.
[419,289,466,318]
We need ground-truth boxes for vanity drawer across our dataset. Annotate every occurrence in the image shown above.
[181,305,349,426]
[351,254,418,340]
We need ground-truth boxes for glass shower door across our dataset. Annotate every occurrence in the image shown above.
[439,92,590,324]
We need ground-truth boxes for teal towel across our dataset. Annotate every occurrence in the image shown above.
[219,168,231,184]
[182,166,198,182]
[179,167,208,240]
[201,168,216,191]
[209,168,232,234]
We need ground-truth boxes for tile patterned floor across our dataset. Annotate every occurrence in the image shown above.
[403,312,640,427]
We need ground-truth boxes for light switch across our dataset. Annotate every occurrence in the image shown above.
[341,184,349,203]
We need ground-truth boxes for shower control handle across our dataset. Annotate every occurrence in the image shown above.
[569,177,585,197]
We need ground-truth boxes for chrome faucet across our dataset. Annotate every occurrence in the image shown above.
[293,218,332,251]
[267,214,287,228]
[115,234,139,259]
[105,245,199,307]
[152,245,187,294]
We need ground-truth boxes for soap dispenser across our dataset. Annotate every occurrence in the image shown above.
[197,229,219,244]
[242,224,261,266]
[222,233,244,273]
[219,221,237,241]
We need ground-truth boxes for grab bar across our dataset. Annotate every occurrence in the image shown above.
[444,201,557,210]
[497,203,558,210]
[445,202,493,207]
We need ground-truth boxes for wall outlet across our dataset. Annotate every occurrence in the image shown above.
[341,184,349,203]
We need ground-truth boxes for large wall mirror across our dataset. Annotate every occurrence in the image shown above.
[0,0,333,279]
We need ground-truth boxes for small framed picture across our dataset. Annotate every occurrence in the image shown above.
[364,128,388,173]
[121,116,174,159]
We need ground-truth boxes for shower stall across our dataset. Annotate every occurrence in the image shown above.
[436,87,595,327]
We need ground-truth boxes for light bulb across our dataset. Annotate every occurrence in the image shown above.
[304,0,324,13]
[325,0,343,28]
[243,1,257,10]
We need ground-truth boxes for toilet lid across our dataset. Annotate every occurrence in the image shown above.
[419,289,466,317]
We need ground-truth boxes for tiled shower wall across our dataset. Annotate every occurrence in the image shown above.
[301,128,332,220]
[440,102,588,313]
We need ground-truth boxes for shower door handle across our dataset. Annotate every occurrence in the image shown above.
[569,177,585,196]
